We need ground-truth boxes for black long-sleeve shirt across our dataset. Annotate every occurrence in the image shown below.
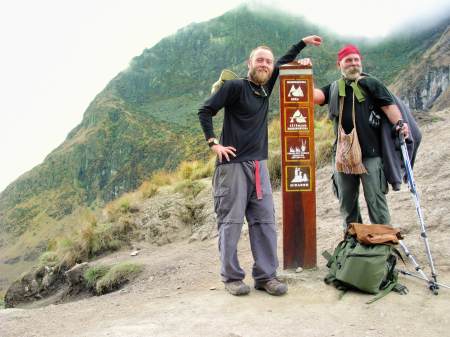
[320,76,395,157]
[198,40,307,166]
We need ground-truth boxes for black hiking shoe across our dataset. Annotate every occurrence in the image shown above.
[254,279,288,296]
[225,280,250,296]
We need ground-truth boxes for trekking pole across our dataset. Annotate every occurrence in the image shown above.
[397,119,438,286]
[397,239,438,295]
[395,268,450,290]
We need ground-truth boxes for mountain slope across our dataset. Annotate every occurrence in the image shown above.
[1,4,449,291]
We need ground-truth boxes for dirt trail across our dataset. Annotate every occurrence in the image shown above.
[1,111,450,336]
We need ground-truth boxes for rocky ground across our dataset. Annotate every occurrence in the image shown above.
[1,111,450,336]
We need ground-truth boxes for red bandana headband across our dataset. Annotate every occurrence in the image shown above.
[338,45,362,62]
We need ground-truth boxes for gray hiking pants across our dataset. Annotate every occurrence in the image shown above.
[332,156,391,229]
[212,160,278,283]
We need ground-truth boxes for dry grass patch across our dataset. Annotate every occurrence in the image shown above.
[39,211,123,271]
[177,158,215,181]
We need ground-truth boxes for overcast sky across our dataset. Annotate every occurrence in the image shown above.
[1,0,449,193]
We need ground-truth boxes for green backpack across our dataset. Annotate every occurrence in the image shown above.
[323,235,406,304]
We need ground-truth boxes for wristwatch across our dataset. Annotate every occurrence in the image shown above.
[208,139,219,147]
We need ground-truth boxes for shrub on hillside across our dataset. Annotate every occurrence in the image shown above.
[85,262,144,295]
[39,211,124,271]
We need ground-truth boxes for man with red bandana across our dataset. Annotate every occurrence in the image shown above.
[198,35,322,296]
[299,45,409,231]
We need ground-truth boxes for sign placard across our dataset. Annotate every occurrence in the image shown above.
[283,79,310,103]
[284,107,311,132]
[285,136,310,161]
[286,166,311,191]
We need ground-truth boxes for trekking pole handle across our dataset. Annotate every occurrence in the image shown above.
[398,119,405,145]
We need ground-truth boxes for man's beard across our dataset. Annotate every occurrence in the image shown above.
[249,67,272,84]
[341,65,362,81]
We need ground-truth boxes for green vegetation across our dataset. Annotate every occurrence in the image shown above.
[39,211,121,272]
[36,155,220,274]
[84,262,144,295]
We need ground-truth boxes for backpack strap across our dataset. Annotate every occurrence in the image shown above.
[324,273,349,299]
[366,271,399,304]
[322,250,332,262]
[392,247,406,266]
[325,239,346,268]
[366,247,409,304]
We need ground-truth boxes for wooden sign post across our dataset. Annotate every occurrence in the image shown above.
[279,63,317,270]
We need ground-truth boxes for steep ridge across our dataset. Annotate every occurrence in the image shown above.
[389,20,450,111]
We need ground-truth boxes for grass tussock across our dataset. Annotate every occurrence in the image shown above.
[137,180,158,199]
[267,151,282,190]
[39,210,125,271]
[103,158,215,223]
[84,262,144,295]
[174,180,205,199]
[268,119,281,150]
[177,158,215,181]
[103,193,139,222]
[106,159,214,220]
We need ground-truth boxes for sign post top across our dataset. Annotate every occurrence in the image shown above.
[280,62,313,76]
[280,62,312,69]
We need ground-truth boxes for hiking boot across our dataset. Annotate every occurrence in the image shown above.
[225,280,250,296]
[254,279,288,296]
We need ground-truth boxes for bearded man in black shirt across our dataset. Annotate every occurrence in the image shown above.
[198,35,322,296]
[298,45,409,232]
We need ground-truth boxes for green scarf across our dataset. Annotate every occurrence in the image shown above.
[338,77,365,102]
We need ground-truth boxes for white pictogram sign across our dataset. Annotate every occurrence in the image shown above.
[284,79,308,103]
[286,166,311,191]
[289,110,307,124]
[291,167,309,183]
[288,85,304,97]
